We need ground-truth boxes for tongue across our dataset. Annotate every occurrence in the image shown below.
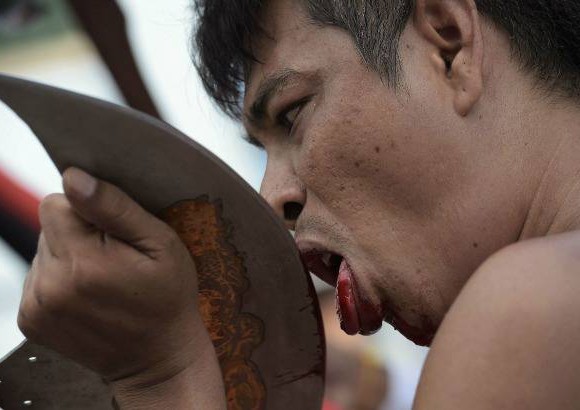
[336,260,360,335]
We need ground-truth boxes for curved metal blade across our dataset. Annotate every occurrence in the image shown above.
[0,342,113,409]
[0,74,324,409]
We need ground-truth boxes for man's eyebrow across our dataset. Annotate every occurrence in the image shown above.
[246,68,301,126]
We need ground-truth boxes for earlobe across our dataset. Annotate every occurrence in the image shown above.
[452,48,483,116]
[414,0,484,117]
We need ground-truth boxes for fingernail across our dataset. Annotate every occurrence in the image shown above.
[66,168,97,199]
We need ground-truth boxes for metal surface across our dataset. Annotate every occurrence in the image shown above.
[0,74,325,409]
[0,342,113,409]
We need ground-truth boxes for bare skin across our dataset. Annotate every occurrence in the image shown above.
[17,0,580,408]
[245,0,580,407]
[18,169,226,409]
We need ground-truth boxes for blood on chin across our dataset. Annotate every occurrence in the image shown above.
[302,250,435,344]
[391,316,434,346]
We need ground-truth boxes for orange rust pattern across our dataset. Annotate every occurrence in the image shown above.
[159,199,266,409]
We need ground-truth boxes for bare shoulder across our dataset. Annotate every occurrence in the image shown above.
[414,230,580,410]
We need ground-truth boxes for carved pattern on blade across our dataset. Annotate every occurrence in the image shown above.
[159,198,266,410]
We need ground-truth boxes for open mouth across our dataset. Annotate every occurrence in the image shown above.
[300,249,384,336]
[300,250,343,287]
[300,247,435,345]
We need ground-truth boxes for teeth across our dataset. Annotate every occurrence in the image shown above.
[321,253,332,268]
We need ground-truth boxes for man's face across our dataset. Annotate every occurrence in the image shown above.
[243,0,523,344]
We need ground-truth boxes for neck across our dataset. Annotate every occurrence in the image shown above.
[519,99,580,239]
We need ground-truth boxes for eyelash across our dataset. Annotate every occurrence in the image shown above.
[276,97,310,132]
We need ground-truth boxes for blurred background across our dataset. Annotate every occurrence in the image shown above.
[0,1,428,409]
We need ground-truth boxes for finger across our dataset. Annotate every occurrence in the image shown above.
[22,253,39,298]
[39,193,93,257]
[19,253,45,342]
[62,167,172,254]
[26,238,60,308]
[36,232,52,260]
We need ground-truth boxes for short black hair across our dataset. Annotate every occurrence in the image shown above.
[192,0,580,119]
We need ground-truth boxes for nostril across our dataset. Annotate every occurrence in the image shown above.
[284,201,303,221]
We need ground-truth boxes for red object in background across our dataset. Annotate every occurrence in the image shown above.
[322,399,343,410]
[0,0,160,263]
[0,167,40,231]
[0,167,40,262]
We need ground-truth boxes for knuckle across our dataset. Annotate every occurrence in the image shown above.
[36,234,44,254]
[40,194,70,212]
[19,266,74,341]
[36,233,52,258]
[18,291,34,317]
[39,193,69,221]
[38,286,68,315]
[17,299,42,341]
[75,272,100,295]
[34,270,71,315]
[30,252,40,272]
[17,312,36,340]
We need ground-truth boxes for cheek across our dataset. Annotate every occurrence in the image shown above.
[296,100,453,217]
[296,109,381,205]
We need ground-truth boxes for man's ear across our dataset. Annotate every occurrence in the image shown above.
[414,0,483,117]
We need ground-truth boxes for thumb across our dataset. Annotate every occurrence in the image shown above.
[62,167,170,253]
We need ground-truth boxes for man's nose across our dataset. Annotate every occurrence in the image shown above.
[260,159,305,231]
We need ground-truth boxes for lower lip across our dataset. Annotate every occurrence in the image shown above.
[336,260,384,335]
[336,260,360,335]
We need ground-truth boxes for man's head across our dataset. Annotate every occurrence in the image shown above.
[193,0,580,345]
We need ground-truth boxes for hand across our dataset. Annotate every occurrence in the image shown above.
[18,167,217,392]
